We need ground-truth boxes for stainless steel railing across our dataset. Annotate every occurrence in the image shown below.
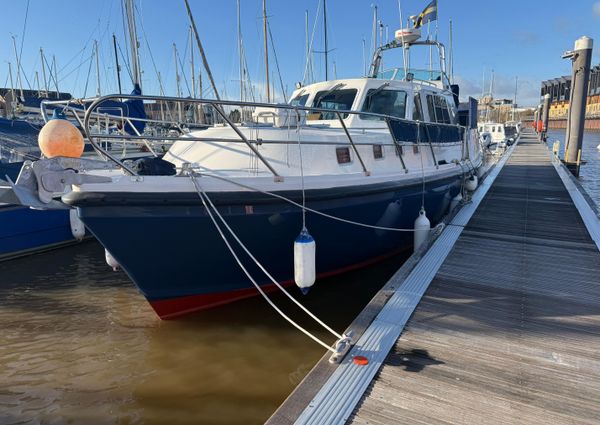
[41,94,467,179]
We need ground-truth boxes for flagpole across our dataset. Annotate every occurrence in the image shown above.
[397,0,408,79]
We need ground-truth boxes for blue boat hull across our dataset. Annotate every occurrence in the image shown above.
[0,205,77,260]
[71,175,460,318]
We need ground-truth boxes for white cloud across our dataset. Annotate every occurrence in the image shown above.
[594,2,600,17]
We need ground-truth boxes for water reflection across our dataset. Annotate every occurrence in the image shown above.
[0,241,406,424]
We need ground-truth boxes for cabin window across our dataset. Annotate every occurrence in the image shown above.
[373,144,383,159]
[413,93,423,121]
[290,94,309,107]
[313,89,357,119]
[336,147,352,164]
[413,144,420,154]
[360,89,407,120]
[435,96,451,124]
[395,144,403,156]
[426,94,452,124]
[426,95,436,122]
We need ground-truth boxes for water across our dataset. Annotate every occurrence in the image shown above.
[546,129,600,207]
[0,241,407,425]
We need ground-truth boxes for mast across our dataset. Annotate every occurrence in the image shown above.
[262,0,270,102]
[124,0,142,88]
[94,40,101,96]
[173,43,182,121]
[190,26,196,98]
[183,0,220,100]
[513,76,518,121]
[323,0,328,80]
[113,34,122,94]
[237,0,243,101]
[8,63,15,116]
[35,72,40,97]
[371,5,377,59]
[40,48,49,95]
[449,20,454,83]
[11,36,24,98]
[157,71,165,121]
[52,55,59,97]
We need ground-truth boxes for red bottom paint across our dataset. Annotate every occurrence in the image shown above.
[149,248,410,319]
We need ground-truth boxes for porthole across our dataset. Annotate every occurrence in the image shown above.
[336,147,351,164]
[373,144,383,159]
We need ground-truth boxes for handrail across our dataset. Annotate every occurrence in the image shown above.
[335,111,369,176]
[43,93,468,177]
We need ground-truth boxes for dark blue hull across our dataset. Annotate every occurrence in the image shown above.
[0,205,76,260]
[71,175,460,318]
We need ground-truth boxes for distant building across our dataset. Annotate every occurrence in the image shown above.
[540,65,600,119]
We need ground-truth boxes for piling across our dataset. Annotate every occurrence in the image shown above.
[564,36,593,176]
[540,93,550,141]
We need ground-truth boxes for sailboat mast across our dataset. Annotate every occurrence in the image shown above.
[94,40,101,96]
[113,34,122,94]
[52,55,59,97]
[11,36,24,98]
[323,0,328,81]
[8,63,15,112]
[262,0,270,102]
[190,26,196,98]
[173,43,182,121]
[513,76,518,121]
[40,48,49,95]
[237,0,243,101]
[124,0,142,88]
[183,0,220,100]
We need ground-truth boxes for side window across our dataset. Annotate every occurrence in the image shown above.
[412,93,423,121]
[373,144,383,159]
[313,89,358,119]
[361,89,407,120]
[336,147,351,164]
[436,97,451,124]
[426,94,436,122]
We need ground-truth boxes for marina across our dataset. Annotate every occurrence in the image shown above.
[1,1,600,424]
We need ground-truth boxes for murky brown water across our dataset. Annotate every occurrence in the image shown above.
[0,241,406,425]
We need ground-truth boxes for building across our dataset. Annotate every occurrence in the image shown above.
[540,65,600,119]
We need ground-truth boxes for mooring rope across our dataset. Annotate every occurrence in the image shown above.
[189,172,344,352]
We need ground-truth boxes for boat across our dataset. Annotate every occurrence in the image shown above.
[1,26,483,319]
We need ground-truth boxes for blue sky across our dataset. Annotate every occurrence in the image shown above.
[1,0,599,106]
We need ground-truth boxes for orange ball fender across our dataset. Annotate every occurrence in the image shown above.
[38,112,84,158]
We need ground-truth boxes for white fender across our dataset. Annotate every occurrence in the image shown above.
[450,193,463,212]
[294,229,316,294]
[105,249,120,271]
[69,209,85,241]
[465,175,478,192]
[413,208,431,252]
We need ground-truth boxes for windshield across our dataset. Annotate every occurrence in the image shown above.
[290,94,309,107]
[311,89,357,120]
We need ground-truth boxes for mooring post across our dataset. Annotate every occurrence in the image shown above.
[540,93,551,142]
[563,36,593,176]
[533,106,540,133]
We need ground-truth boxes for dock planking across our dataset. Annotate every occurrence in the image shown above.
[348,134,600,424]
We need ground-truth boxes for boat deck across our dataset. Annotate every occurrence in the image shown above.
[268,131,600,424]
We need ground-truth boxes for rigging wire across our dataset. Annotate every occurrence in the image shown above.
[267,22,287,103]
[302,0,322,85]
[189,173,340,352]
[195,171,433,233]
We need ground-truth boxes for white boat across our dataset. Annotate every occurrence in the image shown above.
[2,27,484,319]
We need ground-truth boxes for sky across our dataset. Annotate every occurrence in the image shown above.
[1,0,599,107]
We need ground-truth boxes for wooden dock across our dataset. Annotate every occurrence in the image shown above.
[268,131,600,425]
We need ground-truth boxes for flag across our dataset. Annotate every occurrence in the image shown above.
[414,0,437,29]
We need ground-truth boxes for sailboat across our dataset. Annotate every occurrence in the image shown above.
[2,17,483,317]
